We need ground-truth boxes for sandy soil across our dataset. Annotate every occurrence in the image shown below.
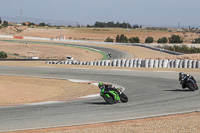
[0,76,99,106]
[0,41,103,61]
[9,112,200,133]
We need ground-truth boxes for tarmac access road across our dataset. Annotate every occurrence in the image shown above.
[0,66,200,132]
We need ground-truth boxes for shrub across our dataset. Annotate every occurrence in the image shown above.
[168,35,183,43]
[105,37,114,42]
[162,45,200,54]
[116,34,128,43]
[145,37,154,43]
[193,38,200,43]
[129,37,140,43]
[0,51,7,58]
[157,37,168,43]
[2,21,8,27]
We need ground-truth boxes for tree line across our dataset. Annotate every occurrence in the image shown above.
[87,21,142,29]
[105,34,200,44]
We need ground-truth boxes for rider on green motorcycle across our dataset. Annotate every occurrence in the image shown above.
[98,82,128,103]
[98,82,120,96]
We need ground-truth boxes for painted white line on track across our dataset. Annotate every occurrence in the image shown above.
[80,94,100,98]
[25,101,65,106]
[153,71,176,73]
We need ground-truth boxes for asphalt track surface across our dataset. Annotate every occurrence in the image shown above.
[0,66,200,132]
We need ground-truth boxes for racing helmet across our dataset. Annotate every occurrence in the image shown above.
[179,72,183,77]
[98,82,103,88]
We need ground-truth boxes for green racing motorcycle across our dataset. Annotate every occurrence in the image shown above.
[100,87,128,104]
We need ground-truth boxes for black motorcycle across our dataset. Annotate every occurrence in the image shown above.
[181,76,198,91]
[186,77,198,91]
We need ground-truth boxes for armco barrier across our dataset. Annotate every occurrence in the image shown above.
[47,59,200,68]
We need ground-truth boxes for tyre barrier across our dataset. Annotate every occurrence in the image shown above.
[46,59,200,68]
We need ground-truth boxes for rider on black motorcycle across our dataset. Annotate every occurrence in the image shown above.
[179,72,197,89]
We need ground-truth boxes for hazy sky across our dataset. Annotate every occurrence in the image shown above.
[0,0,200,27]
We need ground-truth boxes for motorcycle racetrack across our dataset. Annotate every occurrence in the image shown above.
[0,41,200,132]
[0,66,200,132]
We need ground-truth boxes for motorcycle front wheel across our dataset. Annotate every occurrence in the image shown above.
[120,93,128,103]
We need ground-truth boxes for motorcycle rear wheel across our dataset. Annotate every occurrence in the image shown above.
[187,82,195,91]
[103,94,115,104]
[196,85,198,90]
